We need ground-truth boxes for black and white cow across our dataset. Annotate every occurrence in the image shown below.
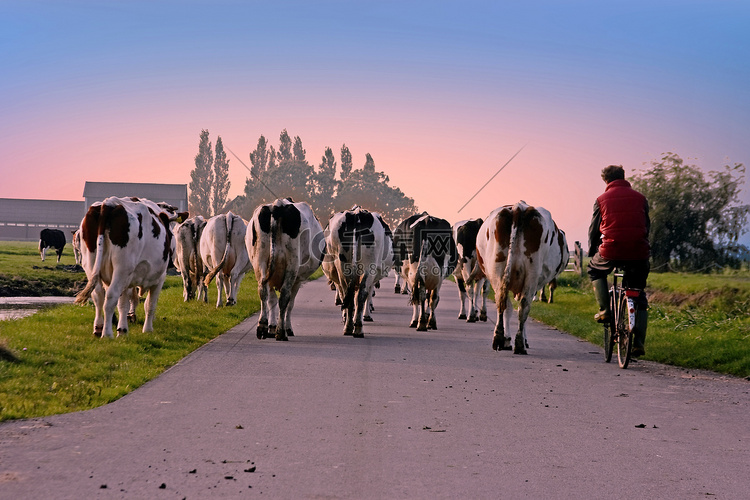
[394,213,457,331]
[201,212,252,307]
[247,198,324,341]
[363,212,394,322]
[476,201,569,354]
[74,197,185,338]
[322,206,389,337]
[173,215,207,302]
[39,228,66,263]
[453,218,489,323]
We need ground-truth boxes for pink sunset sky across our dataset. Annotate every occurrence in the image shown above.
[2,1,749,248]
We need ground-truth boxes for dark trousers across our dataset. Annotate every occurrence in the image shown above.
[587,253,650,307]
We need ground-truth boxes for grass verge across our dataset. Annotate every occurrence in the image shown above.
[529,272,750,379]
[0,274,260,422]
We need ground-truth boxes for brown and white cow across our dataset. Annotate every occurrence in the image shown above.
[476,201,569,354]
[247,198,324,341]
[394,213,457,331]
[323,207,390,337]
[74,197,185,338]
[453,218,489,323]
[173,215,207,302]
[39,228,66,262]
[201,212,252,308]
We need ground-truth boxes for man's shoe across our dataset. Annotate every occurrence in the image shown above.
[631,346,645,357]
[594,310,610,323]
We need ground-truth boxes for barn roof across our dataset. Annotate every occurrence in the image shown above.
[82,182,187,200]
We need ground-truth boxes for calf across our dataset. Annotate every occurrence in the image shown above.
[71,230,82,266]
[476,201,569,354]
[173,215,207,302]
[453,218,489,322]
[396,213,457,331]
[39,228,66,262]
[247,198,324,341]
[323,207,389,337]
[74,197,183,338]
[201,212,252,307]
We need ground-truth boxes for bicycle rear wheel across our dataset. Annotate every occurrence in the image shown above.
[604,291,615,363]
[616,293,633,368]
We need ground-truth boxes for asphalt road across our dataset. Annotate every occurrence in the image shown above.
[1,278,748,499]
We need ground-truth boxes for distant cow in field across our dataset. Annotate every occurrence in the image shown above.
[395,213,457,331]
[247,198,324,341]
[476,201,569,354]
[201,212,252,308]
[71,230,82,266]
[323,206,390,337]
[173,215,207,302]
[453,218,489,323]
[39,228,66,262]
[74,197,186,338]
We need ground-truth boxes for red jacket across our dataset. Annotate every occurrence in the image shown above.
[588,179,650,260]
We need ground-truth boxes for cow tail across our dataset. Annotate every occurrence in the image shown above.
[499,217,526,305]
[75,203,110,305]
[263,212,282,286]
[204,214,233,287]
[410,236,430,305]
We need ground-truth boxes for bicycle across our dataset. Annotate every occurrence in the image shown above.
[603,270,641,368]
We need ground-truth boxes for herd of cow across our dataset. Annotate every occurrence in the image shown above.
[45,195,569,354]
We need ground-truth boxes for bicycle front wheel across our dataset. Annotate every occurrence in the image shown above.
[604,291,615,363]
[617,293,633,368]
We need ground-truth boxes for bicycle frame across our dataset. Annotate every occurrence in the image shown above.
[607,271,641,368]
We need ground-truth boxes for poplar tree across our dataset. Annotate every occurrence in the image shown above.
[212,136,230,215]
[340,144,353,181]
[189,129,213,217]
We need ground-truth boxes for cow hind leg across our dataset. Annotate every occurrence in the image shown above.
[514,296,531,355]
[492,296,513,351]
[457,278,467,320]
[142,284,163,333]
[116,293,130,336]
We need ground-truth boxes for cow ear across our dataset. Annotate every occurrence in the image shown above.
[177,211,189,223]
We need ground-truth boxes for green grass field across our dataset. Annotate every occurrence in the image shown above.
[529,270,750,378]
[0,241,262,421]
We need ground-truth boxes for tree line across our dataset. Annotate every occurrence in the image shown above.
[189,130,748,272]
[189,129,417,226]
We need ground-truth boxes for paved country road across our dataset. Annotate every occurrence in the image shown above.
[1,278,748,499]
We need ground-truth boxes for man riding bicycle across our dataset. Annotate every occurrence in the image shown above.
[588,165,650,357]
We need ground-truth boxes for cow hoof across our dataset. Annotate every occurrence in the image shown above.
[409,320,418,328]
[335,296,342,306]
[458,313,467,320]
[394,285,401,294]
[514,346,528,355]
[286,329,294,337]
[256,324,268,340]
[428,318,437,330]
[480,312,488,322]
[127,313,137,324]
[503,337,513,350]
[225,299,236,306]
[492,336,502,351]
[363,315,373,322]
[269,325,277,335]
[417,323,428,332]
[93,325,104,338]
[275,333,288,341]
[467,315,477,323]
[116,328,128,337]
